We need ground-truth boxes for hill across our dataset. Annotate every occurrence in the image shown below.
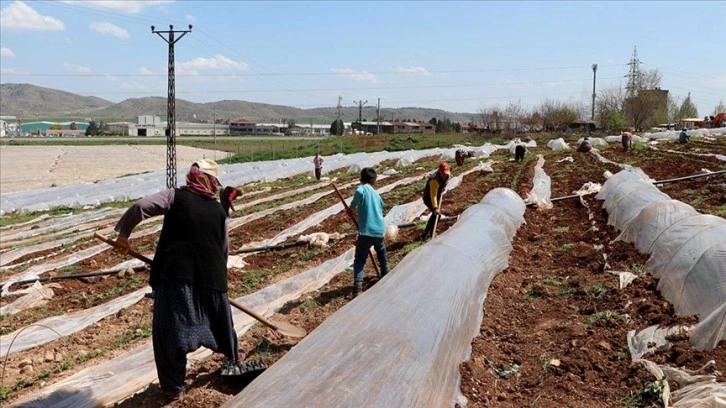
[0,83,474,124]
[0,83,113,117]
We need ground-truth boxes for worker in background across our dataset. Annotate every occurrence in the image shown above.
[513,138,526,162]
[679,128,690,144]
[113,159,240,401]
[313,153,324,180]
[621,129,633,152]
[455,149,464,167]
[454,149,473,167]
[577,137,592,153]
[421,161,451,241]
[348,167,389,298]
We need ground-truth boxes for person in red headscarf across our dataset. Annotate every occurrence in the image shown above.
[421,161,451,240]
[113,159,240,400]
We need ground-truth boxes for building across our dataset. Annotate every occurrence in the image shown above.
[678,118,704,130]
[19,121,90,136]
[294,123,331,136]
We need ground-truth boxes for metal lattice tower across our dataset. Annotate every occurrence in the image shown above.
[335,96,342,121]
[152,24,192,189]
[626,46,641,98]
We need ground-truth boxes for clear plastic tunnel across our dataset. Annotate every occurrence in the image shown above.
[597,168,726,351]
[220,188,526,408]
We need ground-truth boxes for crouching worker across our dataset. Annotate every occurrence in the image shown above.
[679,128,690,144]
[348,167,389,298]
[577,137,592,153]
[113,159,240,400]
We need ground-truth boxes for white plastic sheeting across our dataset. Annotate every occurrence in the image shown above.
[507,139,537,155]
[0,285,147,358]
[636,359,726,407]
[525,155,552,209]
[628,325,689,360]
[577,137,608,146]
[546,138,570,150]
[0,281,58,315]
[221,188,526,408]
[597,168,726,350]
[1,144,519,215]
[236,173,426,253]
[10,183,456,407]
[603,134,646,144]
[614,200,699,253]
[642,127,726,140]
[662,149,726,162]
[383,164,486,226]
[0,208,123,244]
[0,149,417,215]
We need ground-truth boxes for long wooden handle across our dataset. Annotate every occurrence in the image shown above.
[94,232,153,264]
[228,298,280,330]
[431,195,445,239]
[332,183,358,228]
[331,183,381,277]
[94,232,307,338]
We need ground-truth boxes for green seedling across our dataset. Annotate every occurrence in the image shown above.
[586,310,629,327]
[585,283,607,298]
[622,378,665,407]
[542,276,564,286]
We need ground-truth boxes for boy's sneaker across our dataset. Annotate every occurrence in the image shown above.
[348,287,362,299]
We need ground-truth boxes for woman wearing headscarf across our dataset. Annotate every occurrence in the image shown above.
[114,159,238,400]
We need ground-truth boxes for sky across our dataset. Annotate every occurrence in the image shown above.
[0,0,724,116]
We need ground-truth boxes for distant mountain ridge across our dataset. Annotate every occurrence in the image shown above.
[0,83,475,124]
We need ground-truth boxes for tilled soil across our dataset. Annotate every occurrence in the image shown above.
[1,138,725,407]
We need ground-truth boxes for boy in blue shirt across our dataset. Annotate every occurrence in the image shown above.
[349,167,389,297]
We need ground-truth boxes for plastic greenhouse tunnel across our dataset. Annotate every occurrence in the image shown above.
[220,188,526,407]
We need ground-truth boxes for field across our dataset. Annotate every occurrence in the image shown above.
[1,134,725,407]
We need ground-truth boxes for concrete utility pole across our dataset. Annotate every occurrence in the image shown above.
[152,24,192,189]
[353,99,367,133]
[213,109,216,144]
[376,98,381,135]
[591,64,598,121]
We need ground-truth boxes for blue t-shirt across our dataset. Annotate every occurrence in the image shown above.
[350,184,386,238]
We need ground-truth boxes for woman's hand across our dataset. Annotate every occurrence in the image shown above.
[115,235,130,255]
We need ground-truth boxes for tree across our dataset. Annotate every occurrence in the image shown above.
[624,92,661,131]
[678,93,698,119]
[502,101,525,132]
[284,119,296,135]
[667,94,680,124]
[714,100,726,115]
[86,121,100,136]
[49,123,63,130]
[330,119,344,136]
[520,111,543,131]
[477,105,501,132]
[602,111,628,131]
[596,86,626,130]
[636,69,663,90]
[539,100,578,132]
